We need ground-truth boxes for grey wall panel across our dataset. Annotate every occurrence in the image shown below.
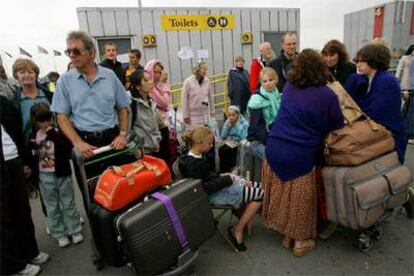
[251,9,261,62]
[77,10,90,33]
[287,9,296,30]
[164,9,181,83]
[127,9,143,64]
[115,9,130,36]
[392,1,414,50]
[178,10,193,81]
[279,10,288,32]
[344,14,351,47]
[270,10,279,31]
[241,9,253,71]
[210,8,225,77]
[102,10,117,36]
[187,9,202,69]
[199,9,215,76]
[153,10,170,78]
[231,9,243,64]
[260,9,270,32]
[141,10,157,63]
[222,28,234,72]
[87,10,104,37]
[383,3,395,45]
[366,9,374,43]
[357,11,366,50]
[350,12,359,56]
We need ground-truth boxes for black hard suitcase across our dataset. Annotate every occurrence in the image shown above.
[87,177,125,267]
[71,135,141,269]
[114,178,216,275]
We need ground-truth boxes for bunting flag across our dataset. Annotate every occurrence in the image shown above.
[53,49,62,56]
[19,47,32,58]
[37,45,49,55]
[1,50,13,58]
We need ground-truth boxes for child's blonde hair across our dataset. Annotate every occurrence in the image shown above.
[182,126,212,148]
[260,67,278,82]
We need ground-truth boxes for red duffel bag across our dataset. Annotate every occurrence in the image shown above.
[94,155,171,211]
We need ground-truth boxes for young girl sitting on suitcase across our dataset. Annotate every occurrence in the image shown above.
[28,103,83,248]
[179,126,262,251]
[218,105,249,173]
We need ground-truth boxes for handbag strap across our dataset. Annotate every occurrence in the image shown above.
[151,192,190,251]
[326,81,382,131]
[109,159,161,185]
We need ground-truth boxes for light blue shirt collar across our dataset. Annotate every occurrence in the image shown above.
[75,64,107,83]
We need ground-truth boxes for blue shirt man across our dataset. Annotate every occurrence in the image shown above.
[52,66,129,132]
[51,30,130,158]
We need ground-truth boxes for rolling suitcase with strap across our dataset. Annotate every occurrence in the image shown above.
[114,178,216,275]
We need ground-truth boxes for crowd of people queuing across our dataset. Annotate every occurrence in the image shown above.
[0,28,413,276]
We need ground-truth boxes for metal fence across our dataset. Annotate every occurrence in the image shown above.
[169,74,230,112]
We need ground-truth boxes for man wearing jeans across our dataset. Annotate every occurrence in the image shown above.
[51,31,131,210]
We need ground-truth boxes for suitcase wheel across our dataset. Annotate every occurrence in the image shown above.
[92,255,104,271]
[355,233,373,253]
[369,226,383,240]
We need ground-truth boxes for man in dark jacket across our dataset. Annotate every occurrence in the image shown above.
[99,42,126,85]
[228,56,250,114]
[0,95,50,275]
[269,32,298,92]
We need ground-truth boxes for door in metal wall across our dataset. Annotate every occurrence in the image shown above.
[263,32,296,59]
[96,37,132,62]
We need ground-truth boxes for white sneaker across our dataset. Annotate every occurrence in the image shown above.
[80,216,85,224]
[408,139,414,145]
[16,264,41,276]
[30,251,50,265]
[46,227,50,236]
[71,233,84,244]
[57,237,70,248]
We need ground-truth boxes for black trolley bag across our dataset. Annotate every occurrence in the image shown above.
[114,178,216,275]
[71,134,141,269]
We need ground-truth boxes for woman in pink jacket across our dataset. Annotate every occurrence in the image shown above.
[181,62,215,130]
[145,59,170,163]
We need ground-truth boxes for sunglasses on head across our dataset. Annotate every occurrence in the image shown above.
[64,48,87,56]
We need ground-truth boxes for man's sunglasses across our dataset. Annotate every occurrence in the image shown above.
[64,48,87,56]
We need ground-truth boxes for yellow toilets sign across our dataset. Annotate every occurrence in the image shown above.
[161,14,235,31]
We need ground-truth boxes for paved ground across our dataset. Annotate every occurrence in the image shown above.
[30,145,414,275]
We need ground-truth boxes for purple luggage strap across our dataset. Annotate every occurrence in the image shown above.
[151,192,190,251]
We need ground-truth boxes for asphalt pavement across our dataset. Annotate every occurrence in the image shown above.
[29,145,414,275]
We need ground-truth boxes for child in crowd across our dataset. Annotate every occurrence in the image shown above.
[178,126,263,251]
[247,68,282,160]
[129,69,162,155]
[28,103,83,248]
[219,105,249,173]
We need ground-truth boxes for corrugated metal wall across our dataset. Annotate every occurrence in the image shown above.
[344,1,414,58]
[392,1,414,49]
[77,7,300,84]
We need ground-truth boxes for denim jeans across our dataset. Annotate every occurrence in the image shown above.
[39,173,82,239]
[250,140,265,161]
[209,179,244,206]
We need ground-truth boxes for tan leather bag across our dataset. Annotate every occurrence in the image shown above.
[324,81,395,166]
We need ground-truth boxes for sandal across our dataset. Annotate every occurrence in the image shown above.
[227,227,247,252]
[293,240,316,257]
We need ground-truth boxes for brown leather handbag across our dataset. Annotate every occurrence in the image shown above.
[324,81,395,166]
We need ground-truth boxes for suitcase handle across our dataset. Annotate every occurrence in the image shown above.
[110,160,162,185]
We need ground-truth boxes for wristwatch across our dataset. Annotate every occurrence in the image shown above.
[119,130,127,137]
